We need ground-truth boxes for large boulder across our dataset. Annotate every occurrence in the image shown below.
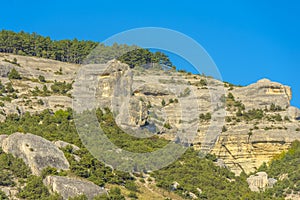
[247,172,269,192]
[1,132,70,175]
[43,175,107,200]
[247,172,277,192]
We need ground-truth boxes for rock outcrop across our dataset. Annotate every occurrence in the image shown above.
[1,132,70,175]
[233,79,291,110]
[211,124,300,175]
[44,175,107,200]
[247,172,277,192]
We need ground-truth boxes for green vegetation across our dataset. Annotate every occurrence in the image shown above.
[3,58,21,66]
[104,187,125,200]
[0,106,296,199]
[0,108,168,195]
[242,109,264,121]
[199,112,211,122]
[0,148,31,180]
[161,99,166,106]
[38,75,46,82]
[222,125,227,132]
[0,81,18,101]
[37,99,44,105]
[269,103,284,112]
[266,114,283,122]
[0,190,8,200]
[0,30,97,64]
[179,87,191,97]
[152,148,277,199]
[199,79,208,86]
[118,49,172,68]
[0,30,172,67]
[257,140,300,198]
[18,176,50,199]
[163,122,172,129]
[225,93,245,112]
[227,92,235,100]
[8,68,21,79]
[51,80,72,95]
[54,67,63,75]
[96,108,169,153]
[0,148,55,199]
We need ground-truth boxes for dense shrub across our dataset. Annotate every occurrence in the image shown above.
[38,75,46,82]
[199,112,211,121]
[51,81,72,94]
[152,148,272,199]
[18,176,50,199]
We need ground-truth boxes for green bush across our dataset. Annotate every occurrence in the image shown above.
[51,81,72,94]
[222,126,227,132]
[38,75,46,82]
[269,103,283,112]
[108,187,125,200]
[242,109,264,121]
[199,113,211,121]
[0,190,9,200]
[161,99,166,106]
[18,176,50,199]
[128,192,138,199]
[125,181,139,192]
[5,82,15,93]
[0,149,31,178]
[199,79,208,86]
[68,194,88,200]
[8,68,21,80]
[37,99,44,105]
[163,122,172,129]
[152,148,269,199]
[227,92,235,100]
[0,171,14,186]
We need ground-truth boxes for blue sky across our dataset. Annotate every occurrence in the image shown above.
[2,0,300,107]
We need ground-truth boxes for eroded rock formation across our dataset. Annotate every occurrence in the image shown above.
[2,132,70,175]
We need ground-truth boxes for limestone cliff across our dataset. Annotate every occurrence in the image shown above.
[1,53,300,176]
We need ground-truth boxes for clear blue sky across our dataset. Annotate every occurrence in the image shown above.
[2,0,300,107]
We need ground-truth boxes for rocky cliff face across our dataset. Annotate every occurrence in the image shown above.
[0,53,76,121]
[1,53,300,177]
[81,60,300,175]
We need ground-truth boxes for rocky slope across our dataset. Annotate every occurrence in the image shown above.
[1,53,300,175]
[1,53,300,198]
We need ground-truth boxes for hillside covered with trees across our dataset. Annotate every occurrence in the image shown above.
[0,30,172,67]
